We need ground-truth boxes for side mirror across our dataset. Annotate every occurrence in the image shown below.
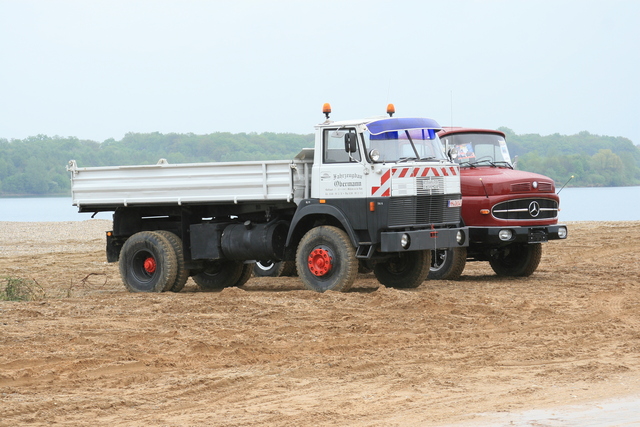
[448,147,458,161]
[344,133,357,153]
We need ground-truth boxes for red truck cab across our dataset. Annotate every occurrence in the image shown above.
[430,128,568,279]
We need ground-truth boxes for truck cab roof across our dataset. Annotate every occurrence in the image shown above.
[317,116,442,134]
[438,127,506,138]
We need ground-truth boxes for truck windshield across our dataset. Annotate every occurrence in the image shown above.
[441,132,512,167]
[364,128,446,163]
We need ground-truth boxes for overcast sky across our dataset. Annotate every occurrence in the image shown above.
[1,0,638,145]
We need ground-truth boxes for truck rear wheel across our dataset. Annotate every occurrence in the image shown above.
[119,231,178,293]
[374,250,431,289]
[489,243,542,277]
[155,230,190,292]
[428,247,467,280]
[253,260,296,277]
[192,260,244,290]
[296,226,358,293]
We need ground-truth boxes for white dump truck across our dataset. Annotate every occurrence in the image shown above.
[68,105,469,293]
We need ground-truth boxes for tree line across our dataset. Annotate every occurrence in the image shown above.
[0,129,638,196]
[500,127,640,187]
[0,132,314,195]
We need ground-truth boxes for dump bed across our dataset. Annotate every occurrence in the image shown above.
[67,158,311,211]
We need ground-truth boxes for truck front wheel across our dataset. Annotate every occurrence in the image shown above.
[489,243,542,277]
[296,226,358,292]
[192,260,244,290]
[119,231,178,293]
[428,247,467,280]
[374,250,431,288]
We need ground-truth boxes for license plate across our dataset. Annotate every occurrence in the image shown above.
[529,231,548,243]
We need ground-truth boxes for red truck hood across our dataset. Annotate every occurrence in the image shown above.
[461,167,556,197]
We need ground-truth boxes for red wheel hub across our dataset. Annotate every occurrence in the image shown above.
[143,257,157,274]
[308,248,332,277]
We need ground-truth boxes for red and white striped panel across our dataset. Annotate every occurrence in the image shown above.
[371,166,458,197]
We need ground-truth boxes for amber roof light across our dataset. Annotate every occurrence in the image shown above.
[323,103,332,119]
[387,103,395,117]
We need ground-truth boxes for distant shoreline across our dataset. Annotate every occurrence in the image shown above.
[2,184,640,198]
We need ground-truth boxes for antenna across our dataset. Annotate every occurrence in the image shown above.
[557,175,574,195]
[450,90,453,128]
[387,79,392,105]
[479,178,489,198]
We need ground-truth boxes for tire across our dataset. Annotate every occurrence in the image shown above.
[154,230,190,292]
[374,250,431,289]
[119,231,178,293]
[192,260,244,290]
[253,260,296,277]
[428,247,467,280]
[489,243,542,277]
[296,226,358,293]
[358,260,374,275]
[280,261,297,276]
[235,263,254,287]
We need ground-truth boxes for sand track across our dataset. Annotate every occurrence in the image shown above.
[1,220,640,426]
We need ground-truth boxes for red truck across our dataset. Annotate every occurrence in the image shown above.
[430,127,568,279]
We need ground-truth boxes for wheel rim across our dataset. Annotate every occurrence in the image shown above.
[386,254,411,276]
[307,246,333,277]
[144,257,157,274]
[431,249,447,271]
[202,262,224,278]
[255,260,275,272]
[498,245,524,267]
[132,250,157,283]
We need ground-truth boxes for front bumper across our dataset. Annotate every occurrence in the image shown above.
[469,224,568,245]
[380,227,469,252]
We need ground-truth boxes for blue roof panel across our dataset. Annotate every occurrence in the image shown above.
[365,117,441,135]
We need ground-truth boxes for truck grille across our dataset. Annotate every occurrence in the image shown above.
[416,176,445,195]
[492,198,558,220]
[389,195,461,227]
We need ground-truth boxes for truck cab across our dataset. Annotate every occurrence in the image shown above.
[430,128,568,279]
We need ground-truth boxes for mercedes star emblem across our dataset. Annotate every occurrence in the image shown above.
[529,201,540,217]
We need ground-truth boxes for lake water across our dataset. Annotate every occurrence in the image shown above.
[0,186,639,222]
[557,185,640,222]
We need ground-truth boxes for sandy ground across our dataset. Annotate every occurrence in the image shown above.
[1,220,640,426]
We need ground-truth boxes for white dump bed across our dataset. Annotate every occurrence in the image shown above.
[67,158,312,209]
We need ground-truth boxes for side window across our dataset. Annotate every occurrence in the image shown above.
[323,129,361,163]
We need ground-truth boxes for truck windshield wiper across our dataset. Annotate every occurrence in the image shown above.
[470,159,514,169]
[404,130,421,159]
[419,156,436,161]
[397,156,419,163]
[469,159,496,167]
[492,161,514,169]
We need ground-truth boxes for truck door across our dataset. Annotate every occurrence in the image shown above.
[316,128,369,200]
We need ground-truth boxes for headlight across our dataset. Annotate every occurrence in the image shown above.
[369,149,380,162]
[498,229,513,241]
[456,230,465,244]
[401,233,411,249]
[557,226,567,239]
